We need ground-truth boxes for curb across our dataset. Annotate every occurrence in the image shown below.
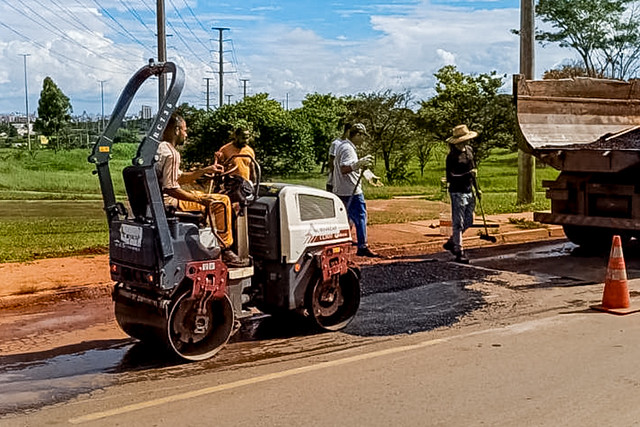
[372,225,565,257]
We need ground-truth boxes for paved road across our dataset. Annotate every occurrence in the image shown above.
[2,239,640,426]
[3,310,640,426]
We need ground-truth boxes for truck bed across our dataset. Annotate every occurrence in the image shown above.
[515,75,640,172]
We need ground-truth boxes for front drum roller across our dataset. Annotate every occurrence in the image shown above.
[167,291,235,361]
[306,267,360,331]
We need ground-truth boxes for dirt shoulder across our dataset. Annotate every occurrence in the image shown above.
[0,198,563,307]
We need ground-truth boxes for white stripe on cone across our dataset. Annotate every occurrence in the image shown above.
[610,245,623,259]
[606,268,627,281]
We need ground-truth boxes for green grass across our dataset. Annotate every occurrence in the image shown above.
[0,200,109,262]
[0,145,135,200]
[275,148,559,215]
[0,145,559,263]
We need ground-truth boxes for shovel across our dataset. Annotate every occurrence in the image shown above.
[472,177,497,243]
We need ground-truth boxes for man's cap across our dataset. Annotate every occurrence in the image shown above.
[352,123,369,136]
[447,124,478,144]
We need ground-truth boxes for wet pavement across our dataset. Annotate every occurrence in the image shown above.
[0,259,495,416]
[5,238,640,419]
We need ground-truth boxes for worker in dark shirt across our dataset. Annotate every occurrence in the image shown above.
[443,124,479,264]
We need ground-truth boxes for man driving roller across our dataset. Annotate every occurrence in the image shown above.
[155,113,248,267]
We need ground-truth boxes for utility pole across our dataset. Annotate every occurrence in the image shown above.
[212,27,229,108]
[19,53,31,151]
[226,94,233,105]
[99,80,106,132]
[204,77,213,110]
[157,0,167,106]
[285,93,289,111]
[240,78,249,99]
[517,0,535,205]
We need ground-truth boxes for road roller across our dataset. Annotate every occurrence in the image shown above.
[88,61,361,361]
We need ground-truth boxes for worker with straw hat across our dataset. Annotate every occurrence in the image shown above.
[443,124,479,264]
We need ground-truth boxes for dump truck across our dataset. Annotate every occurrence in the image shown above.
[514,74,640,248]
[88,61,361,361]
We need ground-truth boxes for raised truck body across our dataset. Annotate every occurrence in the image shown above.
[515,75,640,247]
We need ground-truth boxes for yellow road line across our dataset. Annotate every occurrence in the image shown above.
[69,337,449,424]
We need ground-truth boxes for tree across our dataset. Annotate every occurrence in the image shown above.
[345,90,418,183]
[296,93,348,172]
[416,66,517,163]
[182,95,315,176]
[536,0,640,79]
[0,122,18,138]
[34,77,73,148]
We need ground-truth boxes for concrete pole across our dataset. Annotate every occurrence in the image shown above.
[20,54,31,151]
[517,0,535,205]
[157,0,167,106]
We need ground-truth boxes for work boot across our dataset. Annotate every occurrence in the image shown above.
[442,238,455,255]
[356,246,380,258]
[222,249,250,268]
[454,251,469,264]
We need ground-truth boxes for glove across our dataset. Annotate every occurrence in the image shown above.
[363,169,383,187]
[354,154,374,170]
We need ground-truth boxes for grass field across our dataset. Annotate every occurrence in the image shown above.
[0,145,558,262]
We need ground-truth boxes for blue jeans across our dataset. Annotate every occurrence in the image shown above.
[339,194,368,249]
[450,192,475,253]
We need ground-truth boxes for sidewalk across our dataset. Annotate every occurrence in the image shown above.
[0,212,564,307]
[368,211,564,257]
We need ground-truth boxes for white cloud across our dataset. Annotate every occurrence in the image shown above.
[0,0,577,115]
[437,49,456,66]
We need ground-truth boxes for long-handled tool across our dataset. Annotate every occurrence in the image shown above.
[472,177,497,243]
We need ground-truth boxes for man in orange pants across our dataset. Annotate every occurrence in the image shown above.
[155,113,248,267]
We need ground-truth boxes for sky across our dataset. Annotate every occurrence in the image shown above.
[0,0,573,118]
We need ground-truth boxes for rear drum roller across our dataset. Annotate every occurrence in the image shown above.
[167,292,235,361]
[307,267,360,331]
[114,289,168,346]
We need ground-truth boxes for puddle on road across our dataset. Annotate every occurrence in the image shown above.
[472,241,576,263]
[0,344,131,415]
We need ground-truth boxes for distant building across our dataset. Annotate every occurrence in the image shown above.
[140,105,152,120]
[0,113,30,124]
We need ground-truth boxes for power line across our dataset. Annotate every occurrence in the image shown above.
[0,19,131,75]
[166,18,211,68]
[37,0,143,63]
[88,0,156,56]
[167,0,211,53]
[5,0,132,72]
[181,0,210,35]
[140,0,212,69]
[118,0,157,37]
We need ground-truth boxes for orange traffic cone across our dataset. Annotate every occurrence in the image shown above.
[592,235,639,315]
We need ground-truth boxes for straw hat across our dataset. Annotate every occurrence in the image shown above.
[351,122,369,136]
[447,124,478,144]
